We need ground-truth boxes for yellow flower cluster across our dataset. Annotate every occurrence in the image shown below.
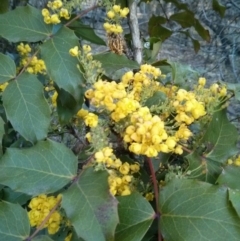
[174,89,206,125]
[94,146,140,196]
[123,107,184,157]
[28,194,62,235]
[103,5,129,34]
[17,43,46,75]
[69,45,103,84]
[42,0,70,24]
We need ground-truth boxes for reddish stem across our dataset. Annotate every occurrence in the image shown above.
[146,157,163,241]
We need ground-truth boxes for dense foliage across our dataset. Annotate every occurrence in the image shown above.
[0,0,240,241]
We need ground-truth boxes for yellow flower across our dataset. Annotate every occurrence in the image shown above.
[50,14,61,24]
[83,45,91,53]
[145,192,154,201]
[65,233,72,241]
[198,77,206,86]
[107,10,115,19]
[84,113,98,127]
[42,8,50,17]
[60,8,70,19]
[52,0,63,9]
[69,46,79,57]
[119,162,130,175]
[119,8,129,17]
[113,5,121,13]
[77,109,89,118]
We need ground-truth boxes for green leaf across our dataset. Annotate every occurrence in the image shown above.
[148,16,172,41]
[2,187,30,205]
[41,27,84,104]
[212,0,226,18]
[62,168,118,241]
[145,91,166,107]
[2,73,51,143]
[93,53,140,77]
[170,11,195,28]
[0,53,16,83]
[228,189,240,218]
[0,139,77,196]
[160,179,240,241]
[0,6,52,42]
[0,201,30,240]
[217,165,240,190]
[186,151,222,183]
[201,109,238,163]
[115,192,155,241]
[224,82,240,101]
[0,0,9,14]
[194,19,211,42]
[0,117,5,156]
[56,86,84,124]
[69,21,106,45]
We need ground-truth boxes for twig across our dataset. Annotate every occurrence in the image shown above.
[146,157,162,241]
[128,0,142,64]
[64,5,99,28]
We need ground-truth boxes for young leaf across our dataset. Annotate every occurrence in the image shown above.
[217,165,240,190]
[0,6,52,42]
[69,21,106,45]
[62,168,119,241]
[41,27,84,103]
[0,139,78,196]
[93,53,140,77]
[115,192,155,241]
[0,201,30,241]
[0,53,16,83]
[201,109,238,163]
[160,179,240,241]
[2,73,51,143]
[212,0,226,18]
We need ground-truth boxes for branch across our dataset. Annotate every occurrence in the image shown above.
[128,0,142,64]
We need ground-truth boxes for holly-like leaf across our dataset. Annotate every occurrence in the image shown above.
[62,168,118,241]
[217,165,240,190]
[148,16,172,41]
[0,201,30,241]
[0,6,52,42]
[93,52,140,77]
[41,27,84,109]
[2,73,50,143]
[115,192,155,241]
[2,187,30,205]
[170,11,195,28]
[201,109,238,163]
[160,179,240,241]
[212,0,226,18]
[194,19,211,42]
[0,139,78,196]
[228,189,240,218]
[69,21,106,45]
[0,53,16,84]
